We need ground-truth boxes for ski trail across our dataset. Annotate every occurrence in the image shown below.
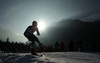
[41,52,100,63]
[0,52,100,63]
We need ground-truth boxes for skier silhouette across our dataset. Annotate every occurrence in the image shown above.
[76,38,82,52]
[68,39,74,51]
[54,41,59,52]
[60,42,65,51]
[24,21,43,55]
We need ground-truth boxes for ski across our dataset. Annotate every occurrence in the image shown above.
[32,54,44,57]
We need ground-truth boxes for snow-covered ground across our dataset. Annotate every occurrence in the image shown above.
[0,52,100,63]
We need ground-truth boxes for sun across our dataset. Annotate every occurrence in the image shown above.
[38,21,46,31]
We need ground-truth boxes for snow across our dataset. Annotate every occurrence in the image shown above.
[0,52,100,63]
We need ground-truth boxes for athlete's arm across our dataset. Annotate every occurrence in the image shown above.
[37,28,40,36]
[24,26,31,35]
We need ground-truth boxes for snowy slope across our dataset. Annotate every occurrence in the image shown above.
[0,52,100,63]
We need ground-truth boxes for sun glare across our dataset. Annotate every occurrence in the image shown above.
[38,21,46,31]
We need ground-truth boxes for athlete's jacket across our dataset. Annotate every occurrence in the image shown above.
[24,26,38,36]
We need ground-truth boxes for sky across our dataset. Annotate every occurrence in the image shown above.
[0,0,100,40]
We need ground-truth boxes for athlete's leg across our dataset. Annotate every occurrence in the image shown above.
[31,41,38,55]
[31,34,42,47]
[24,34,39,55]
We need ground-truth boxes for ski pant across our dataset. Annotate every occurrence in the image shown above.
[24,34,42,48]
[24,34,39,44]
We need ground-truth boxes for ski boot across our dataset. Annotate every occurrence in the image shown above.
[31,48,38,55]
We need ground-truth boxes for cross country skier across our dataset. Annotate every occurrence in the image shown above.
[24,21,43,55]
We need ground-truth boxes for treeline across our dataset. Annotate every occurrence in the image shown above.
[0,38,31,53]
[0,38,100,53]
[43,38,100,52]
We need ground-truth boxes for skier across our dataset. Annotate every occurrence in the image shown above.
[60,42,65,51]
[54,41,59,52]
[68,39,74,51]
[76,38,82,52]
[24,21,43,55]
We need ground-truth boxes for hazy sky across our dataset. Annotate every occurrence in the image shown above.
[0,0,100,36]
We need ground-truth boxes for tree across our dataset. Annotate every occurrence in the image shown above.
[6,38,9,42]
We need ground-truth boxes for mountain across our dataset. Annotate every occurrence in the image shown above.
[0,28,26,42]
[94,20,100,23]
[0,19,100,46]
[44,19,100,47]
